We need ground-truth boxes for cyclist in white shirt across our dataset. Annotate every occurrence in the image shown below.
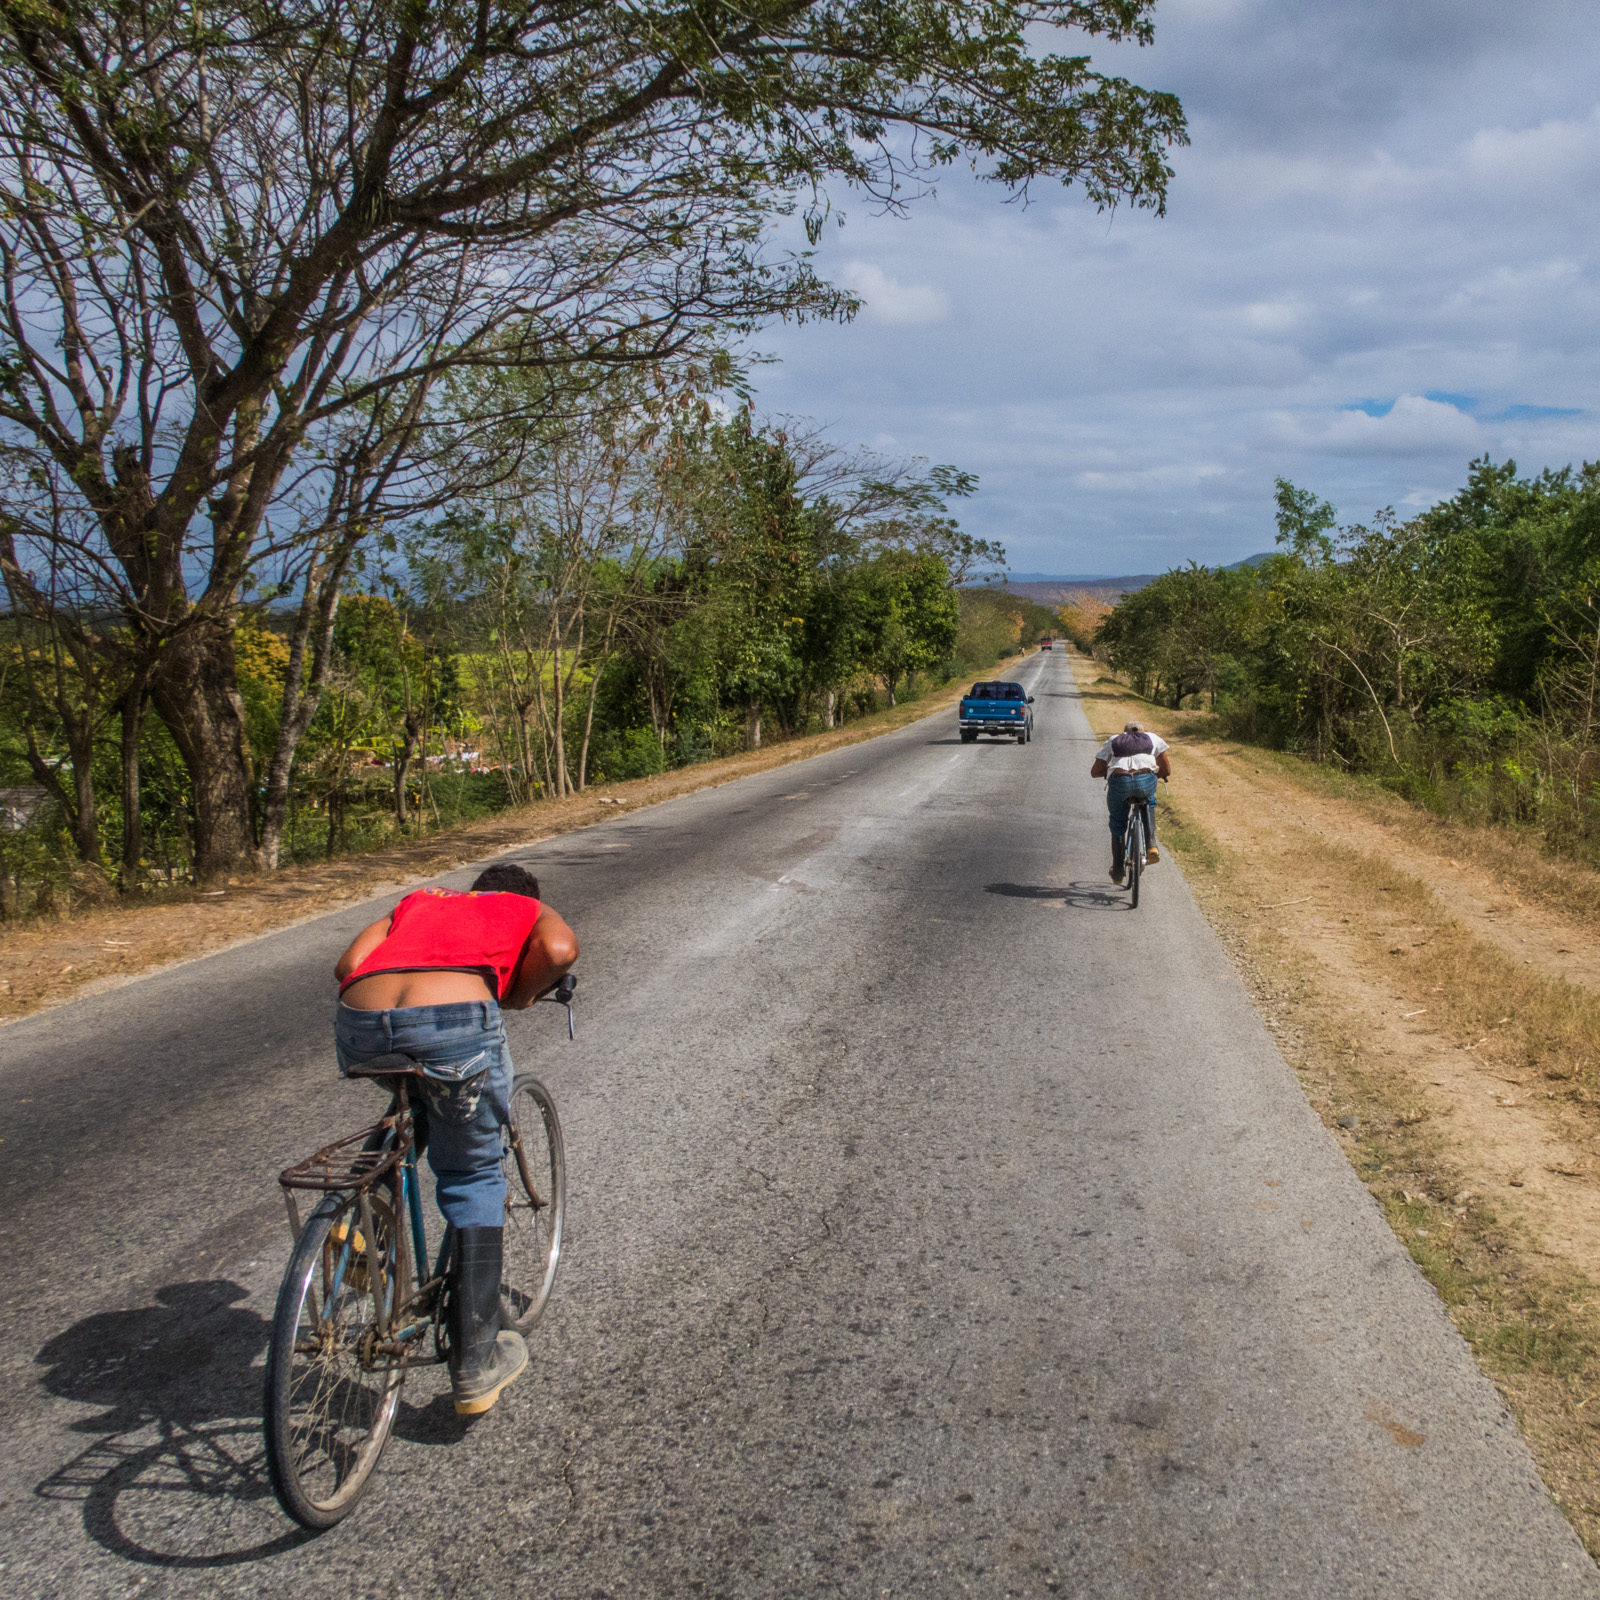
[1090,722,1171,884]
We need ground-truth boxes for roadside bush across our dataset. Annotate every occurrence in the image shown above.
[591,727,670,784]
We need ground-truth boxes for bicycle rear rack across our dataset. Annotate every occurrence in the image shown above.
[280,1120,409,1193]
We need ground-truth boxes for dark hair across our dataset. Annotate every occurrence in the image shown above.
[469,863,541,899]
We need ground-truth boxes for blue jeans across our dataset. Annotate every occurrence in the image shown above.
[335,1000,511,1230]
[1107,772,1158,859]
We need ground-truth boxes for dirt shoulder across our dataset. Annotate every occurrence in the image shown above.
[1069,647,1600,1554]
[0,669,994,1026]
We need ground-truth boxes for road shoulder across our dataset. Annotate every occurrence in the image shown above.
[1068,645,1600,1558]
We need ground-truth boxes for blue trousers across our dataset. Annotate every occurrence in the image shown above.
[335,1000,511,1229]
[1107,772,1158,859]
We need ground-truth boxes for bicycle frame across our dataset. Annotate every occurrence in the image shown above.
[371,1105,455,1364]
[1123,796,1151,858]
[280,1080,454,1368]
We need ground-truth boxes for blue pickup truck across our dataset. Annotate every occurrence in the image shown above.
[959,680,1035,744]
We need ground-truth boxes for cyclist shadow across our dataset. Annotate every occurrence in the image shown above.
[33,1279,316,1567]
[984,880,1127,910]
[34,1278,473,1566]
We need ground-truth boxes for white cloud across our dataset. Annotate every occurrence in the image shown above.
[838,261,952,326]
[1074,462,1230,493]
[1237,298,1307,335]
[1462,105,1600,189]
[1264,395,1484,458]
[753,2,1600,570]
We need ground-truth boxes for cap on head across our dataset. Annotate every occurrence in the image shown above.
[1123,721,1142,733]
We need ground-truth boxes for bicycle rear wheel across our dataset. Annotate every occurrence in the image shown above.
[501,1074,566,1332]
[264,1191,404,1529]
[1127,810,1144,909]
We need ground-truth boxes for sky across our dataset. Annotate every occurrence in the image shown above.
[752,0,1600,576]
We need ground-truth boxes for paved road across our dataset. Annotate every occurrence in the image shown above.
[2,651,1594,1599]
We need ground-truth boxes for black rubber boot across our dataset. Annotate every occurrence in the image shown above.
[1110,839,1125,883]
[449,1226,528,1416]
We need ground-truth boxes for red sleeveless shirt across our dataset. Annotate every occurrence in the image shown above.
[340,888,542,1002]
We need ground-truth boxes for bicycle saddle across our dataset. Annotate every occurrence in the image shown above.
[344,1053,427,1079]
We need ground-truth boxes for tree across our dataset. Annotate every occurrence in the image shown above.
[329,594,428,826]
[0,451,125,869]
[775,424,999,719]
[1274,478,1338,565]
[0,0,1185,875]
[415,368,687,795]
[682,420,817,748]
[858,551,960,705]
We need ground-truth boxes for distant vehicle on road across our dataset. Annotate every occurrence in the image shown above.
[959,681,1035,744]
[1040,637,1053,649]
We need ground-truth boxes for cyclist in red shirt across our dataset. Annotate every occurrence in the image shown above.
[334,863,578,1416]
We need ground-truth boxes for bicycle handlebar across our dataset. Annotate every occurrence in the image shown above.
[537,972,578,1039]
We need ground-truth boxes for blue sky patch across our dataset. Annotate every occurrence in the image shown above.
[1493,403,1584,421]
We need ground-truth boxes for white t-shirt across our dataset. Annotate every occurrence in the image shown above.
[1096,731,1169,775]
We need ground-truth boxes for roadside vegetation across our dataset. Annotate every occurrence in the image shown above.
[1089,460,1600,865]
[1,402,1058,918]
[0,665,1022,1021]
[0,0,1175,917]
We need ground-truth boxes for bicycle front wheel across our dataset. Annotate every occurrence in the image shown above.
[501,1074,566,1332]
[1127,812,1144,909]
[263,1191,404,1530]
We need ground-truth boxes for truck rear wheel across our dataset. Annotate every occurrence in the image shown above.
[960,731,977,743]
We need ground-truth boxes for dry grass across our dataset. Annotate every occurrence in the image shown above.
[1189,735,1600,941]
[1069,646,1600,1555]
[0,666,1001,1023]
[1297,838,1600,1092]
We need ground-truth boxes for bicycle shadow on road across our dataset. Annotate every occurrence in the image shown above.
[32,1279,315,1569]
[985,880,1126,910]
[33,1278,471,1570]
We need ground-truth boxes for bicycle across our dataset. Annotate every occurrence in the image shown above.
[262,974,575,1530]
[1122,793,1154,909]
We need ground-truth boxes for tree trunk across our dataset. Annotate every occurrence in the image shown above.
[254,541,360,870]
[149,630,258,880]
[393,710,424,824]
[575,617,618,791]
[0,838,16,920]
[550,604,571,796]
[746,698,762,749]
[9,617,102,864]
[118,678,149,890]
[823,688,835,729]
[22,712,98,863]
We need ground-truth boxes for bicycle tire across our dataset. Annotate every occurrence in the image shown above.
[501,1074,566,1333]
[1128,810,1144,909]
[263,1191,404,1529]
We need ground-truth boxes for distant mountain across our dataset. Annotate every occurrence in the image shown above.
[971,553,1279,605]
[997,571,1130,583]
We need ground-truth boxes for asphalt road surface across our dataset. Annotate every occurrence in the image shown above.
[2,650,1595,1599]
